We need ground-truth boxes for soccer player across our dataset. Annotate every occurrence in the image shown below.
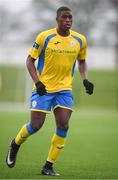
[6,6,94,176]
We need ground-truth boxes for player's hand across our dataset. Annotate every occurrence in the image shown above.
[35,81,47,96]
[83,79,94,95]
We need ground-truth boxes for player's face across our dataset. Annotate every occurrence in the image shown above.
[57,11,73,31]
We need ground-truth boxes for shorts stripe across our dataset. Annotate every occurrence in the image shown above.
[53,105,73,111]
[30,108,51,113]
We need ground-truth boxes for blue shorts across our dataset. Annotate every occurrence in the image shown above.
[30,90,74,113]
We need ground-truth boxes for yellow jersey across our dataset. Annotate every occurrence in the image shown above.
[29,28,87,92]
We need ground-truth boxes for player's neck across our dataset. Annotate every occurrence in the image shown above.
[56,28,70,37]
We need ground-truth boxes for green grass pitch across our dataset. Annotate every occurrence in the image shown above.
[0,109,118,179]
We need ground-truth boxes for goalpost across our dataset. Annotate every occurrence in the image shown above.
[0,64,32,112]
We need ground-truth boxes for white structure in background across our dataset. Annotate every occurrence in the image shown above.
[87,47,115,70]
[0,46,115,70]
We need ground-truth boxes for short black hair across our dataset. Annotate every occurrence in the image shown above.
[56,6,71,17]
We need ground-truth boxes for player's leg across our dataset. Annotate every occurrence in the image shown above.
[6,91,53,168]
[47,107,72,162]
[42,107,72,176]
[6,111,46,168]
[15,111,46,145]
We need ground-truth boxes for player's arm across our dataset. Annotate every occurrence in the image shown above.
[26,55,47,96]
[78,59,88,80]
[26,55,39,84]
[77,59,94,95]
[26,32,47,96]
[77,35,94,95]
[77,35,88,80]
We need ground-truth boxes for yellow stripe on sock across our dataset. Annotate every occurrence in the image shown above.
[15,124,31,145]
[47,134,66,163]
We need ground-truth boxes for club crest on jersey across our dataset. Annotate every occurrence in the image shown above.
[32,100,37,107]
[33,42,39,49]
[70,41,76,47]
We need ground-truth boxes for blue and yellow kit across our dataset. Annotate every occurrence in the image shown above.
[29,28,87,93]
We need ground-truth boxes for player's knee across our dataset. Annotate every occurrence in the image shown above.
[30,111,46,130]
[30,120,44,130]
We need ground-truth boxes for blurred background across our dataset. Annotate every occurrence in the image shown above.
[0,1,118,179]
[0,0,118,111]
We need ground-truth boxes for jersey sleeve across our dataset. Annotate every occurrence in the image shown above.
[78,36,87,60]
[29,32,44,60]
